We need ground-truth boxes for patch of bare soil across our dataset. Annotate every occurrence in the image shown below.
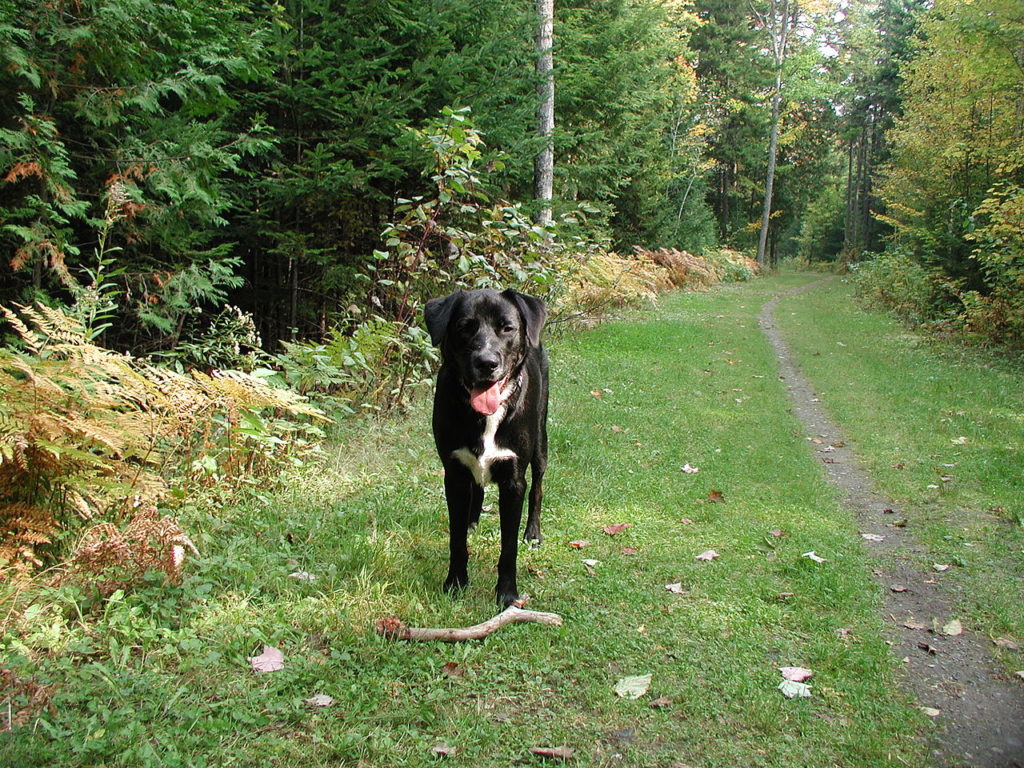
[760,277,1024,768]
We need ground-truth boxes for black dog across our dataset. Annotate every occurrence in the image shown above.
[424,288,549,608]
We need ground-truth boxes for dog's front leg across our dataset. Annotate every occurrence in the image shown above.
[443,464,476,594]
[495,471,527,608]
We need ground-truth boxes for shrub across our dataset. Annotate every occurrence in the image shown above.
[850,251,959,328]
[556,251,671,315]
[273,316,438,413]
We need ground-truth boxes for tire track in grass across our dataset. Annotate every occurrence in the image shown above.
[759,277,1024,768]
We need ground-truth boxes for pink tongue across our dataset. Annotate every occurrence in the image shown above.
[470,381,504,415]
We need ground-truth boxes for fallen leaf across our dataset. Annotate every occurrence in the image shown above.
[779,666,813,682]
[941,619,963,637]
[903,620,929,631]
[861,533,885,542]
[441,662,465,678]
[1015,671,1024,680]
[289,571,317,581]
[769,529,785,538]
[890,584,909,593]
[248,645,285,673]
[432,743,456,757]
[603,523,633,536]
[590,390,603,399]
[530,746,575,760]
[707,490,725,503]
[649,696,672,708]
[614,673,652,699]
[920,707,941,718]
[566,540,591,548]
[933,563,950,572]
[695,549,720,561]
[610,425,623,433]
[665,582,685,593]
[681,463,700,474]
[951,436,968,445]
[918,642,939,655]
[621,547,639,555]
[802,551,826,563]
[777,680,812,698]
[305,694,334,707]
[680,518,694,525]
[994,637,1020,651]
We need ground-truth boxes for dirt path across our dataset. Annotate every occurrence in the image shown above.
[759,277,1024,768]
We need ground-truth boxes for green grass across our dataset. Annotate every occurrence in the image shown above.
[1,275,928,767]
[774,274,1024,644]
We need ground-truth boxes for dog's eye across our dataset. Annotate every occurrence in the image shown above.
[501,324,516,334]
[457,319,479,335]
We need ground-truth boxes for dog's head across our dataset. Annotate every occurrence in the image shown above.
[424,289,546,415]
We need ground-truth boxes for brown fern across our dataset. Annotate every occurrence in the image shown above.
[1,301,324,576]
[65,505,199,594]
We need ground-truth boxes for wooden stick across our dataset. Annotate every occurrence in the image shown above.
[375,605,563,642]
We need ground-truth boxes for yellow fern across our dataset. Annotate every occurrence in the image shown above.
[1,302,325,577]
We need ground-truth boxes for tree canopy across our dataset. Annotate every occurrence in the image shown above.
[2,0,1022,350]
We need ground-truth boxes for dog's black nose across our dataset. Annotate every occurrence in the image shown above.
[476,354,500,375]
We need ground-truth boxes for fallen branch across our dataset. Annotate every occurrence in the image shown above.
[375,605,563,642]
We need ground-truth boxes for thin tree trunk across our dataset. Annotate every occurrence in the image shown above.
[754,0,797,267]
[534,0,554,228]
[756,71,783,266]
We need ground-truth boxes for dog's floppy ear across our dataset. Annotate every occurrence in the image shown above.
[504,290,547,348]
[423,291,462,347]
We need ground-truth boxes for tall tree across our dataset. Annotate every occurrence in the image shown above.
[752,0,799,266]
[690,0,769,244]
[534,0,555,227]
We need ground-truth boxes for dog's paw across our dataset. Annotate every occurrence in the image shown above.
[496,587,520,609]
[524,532,544,549]
[444,572,469,595]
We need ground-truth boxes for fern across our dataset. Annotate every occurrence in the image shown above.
[0,302,326,577]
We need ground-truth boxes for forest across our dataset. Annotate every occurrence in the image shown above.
[1,0,1020,357]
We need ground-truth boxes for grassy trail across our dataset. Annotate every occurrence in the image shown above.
[10,273,985,767]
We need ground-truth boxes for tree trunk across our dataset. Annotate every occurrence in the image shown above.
[756,72,783,267]
[534,0,555,228]
[754,0,797,267]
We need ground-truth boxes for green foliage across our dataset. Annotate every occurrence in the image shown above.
[850,250,960,328]
[273,317,438,415]
[0,0,273,349]
[869,0,1024,344]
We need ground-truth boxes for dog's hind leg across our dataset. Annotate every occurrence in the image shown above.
[467,481,485,531]
[523,455,545,548]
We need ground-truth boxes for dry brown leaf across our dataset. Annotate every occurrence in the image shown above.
[530,746,575,760]
[602,523,633,536]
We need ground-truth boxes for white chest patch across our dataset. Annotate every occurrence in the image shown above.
[452,406,518,486]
